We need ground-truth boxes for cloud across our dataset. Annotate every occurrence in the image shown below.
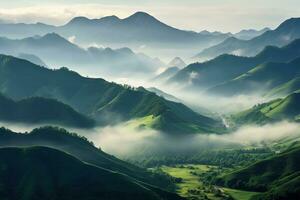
[68,35,76,43]
[0,120,299,160]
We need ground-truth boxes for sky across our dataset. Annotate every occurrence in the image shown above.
[0,0,299,32]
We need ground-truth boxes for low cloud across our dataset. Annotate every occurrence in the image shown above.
[0,120,299,160]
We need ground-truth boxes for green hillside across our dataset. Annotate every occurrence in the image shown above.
[0,126,176,190]
[0,94,94,128]
[215,146,300,200]
[266,76,300,97]
[0,146,183,200]
[233,92,300,125]
[209,58,300,96]
[0,54,223,134]
[171,38,300,90]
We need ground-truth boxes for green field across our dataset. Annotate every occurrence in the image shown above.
[222,188,260,200]
[161,165,259,200]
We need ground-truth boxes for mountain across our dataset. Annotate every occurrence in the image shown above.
[208,57,300,96]
[215,146,300,200]
[0,54,223,134]
[168,57,186,68]
[0,126,177,190]
[57,11,229,49]
[152,67,180,82]
[234,28,270,40]
[195,18,300,60]
[0,94,95,128]
[0,12,230,57]
[232,92,300,125]
[147,87,181,102]
[0,33,163,77]
[0,146,182,200]
[171,38,300,90]
[17,53,47,67]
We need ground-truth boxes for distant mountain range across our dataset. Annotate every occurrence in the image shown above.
[0,33,163,78]
[200,28,270,40]
[0,12,230,56]
[170,38,300,92]
[234,28,270,40]
[0,54,224,134]
[195,18,300,60]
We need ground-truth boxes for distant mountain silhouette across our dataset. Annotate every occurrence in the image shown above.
[234,28,270,40]
[195,18,300,60]
[0,12,230,54]
[0,33,164,78]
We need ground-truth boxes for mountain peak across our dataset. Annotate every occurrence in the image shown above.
[41,33,66,41]
[67,16,90,25]
[168,57,186,68]
[124,11,160,23]
[98,15,120,21]
[130,11,153,18]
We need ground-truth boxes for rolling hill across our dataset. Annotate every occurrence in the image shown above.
[232,92,300,125]
[0,146,183,200]
[208,57,300,96]
[195,17,300,60]
[0,54,223,134]
[170,38,300,90]
[0,94,95,128]
[0,126,176,190]
[215,146,300,200]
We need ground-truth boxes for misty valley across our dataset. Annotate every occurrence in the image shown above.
[0,2,299,200]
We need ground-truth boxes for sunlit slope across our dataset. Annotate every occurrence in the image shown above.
[209,58,300,96]
[266,76,300,97]
[0,146,183,200]
[215,146,300,200]
[0,55,224,134]
[233,92,300,125]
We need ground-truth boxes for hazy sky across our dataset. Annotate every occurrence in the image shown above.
[0,0,299,32]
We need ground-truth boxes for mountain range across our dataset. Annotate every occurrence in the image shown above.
[170,38,300,92]
[0,12,230,59]
[195,18,300,60]
[0,33,163,78]
[0,54,224,134]
[208,57,300,96]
